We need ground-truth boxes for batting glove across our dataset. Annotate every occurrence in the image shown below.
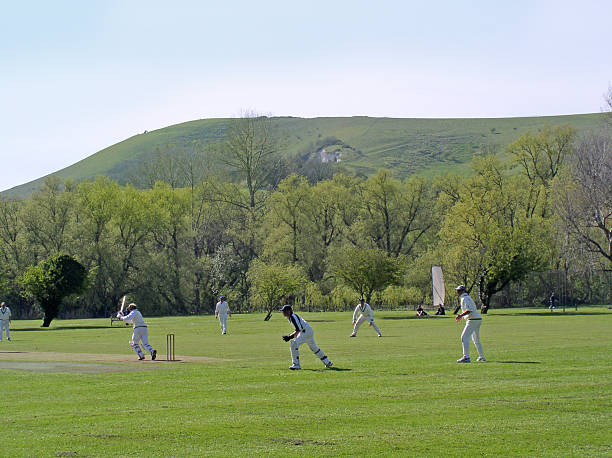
[282,335,292,342]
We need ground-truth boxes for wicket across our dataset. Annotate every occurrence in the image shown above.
[166,333,175,361]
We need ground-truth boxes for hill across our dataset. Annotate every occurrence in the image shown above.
[2,113,605,198]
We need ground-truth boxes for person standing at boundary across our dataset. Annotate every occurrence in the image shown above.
[549,292,556,311]
[455,285,485,363]
[0,302,11,341]
[215,295,231,335]
[350,298,382,337]
[117,303,157,361]
[281,304,333,370]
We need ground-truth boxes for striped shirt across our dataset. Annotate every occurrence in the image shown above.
[287,313,311,333]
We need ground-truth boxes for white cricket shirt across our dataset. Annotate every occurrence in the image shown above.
[353,303,374,321]
[0,306,10,321]
[459,293,482,320]
[120,310,147,328]
[215,301,230,315]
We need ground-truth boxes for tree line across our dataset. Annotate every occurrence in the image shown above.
[0,115,610,321]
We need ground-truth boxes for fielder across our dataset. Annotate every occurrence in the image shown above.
[117,303,157,361]
[0,302,11,341]
[454,285,485,363]
[215,295,231,334]
[281,304,333,370]
[350,298,382,337]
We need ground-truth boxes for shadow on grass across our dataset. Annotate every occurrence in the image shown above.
[16,325,121,331]
[493,311,610,317]
[381,315,447,320]
[493,361,541,364]
[300,367,352,372]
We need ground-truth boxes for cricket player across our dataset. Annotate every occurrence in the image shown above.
[454,285,485,363]
[117,303,157,361]
[0,302,11,341]
[350,298,382,337]
[215,295,231,334]
[281,304,333,370]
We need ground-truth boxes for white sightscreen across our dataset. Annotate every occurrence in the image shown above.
[432,265,445,306]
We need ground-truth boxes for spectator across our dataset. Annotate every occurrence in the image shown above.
[549,292,556,311]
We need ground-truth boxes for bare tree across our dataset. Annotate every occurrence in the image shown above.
[132,145,186,189]
[554,131,612,265]
[216,112,282,209]
[604,84,612,126]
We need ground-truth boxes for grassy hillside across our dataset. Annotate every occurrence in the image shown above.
[3,113,605,198]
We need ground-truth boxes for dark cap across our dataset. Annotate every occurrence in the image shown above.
[455,285,466,292]
[279,305,292,312]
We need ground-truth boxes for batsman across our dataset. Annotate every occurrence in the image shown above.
[116,299,157,361]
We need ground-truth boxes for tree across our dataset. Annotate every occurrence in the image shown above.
[19,254,87,327]
[439,155,551,312]
[247,260,307,320]
[604,84,612,126]
[144,183,193,315]
[265,174,310,263]
[21,176,75,257]
[297,175,355,281]
[330,247,403,302]
[0,197,28,278]
[506,125,576,217]
[216,113,282,209]
[553,131,612,265]
[360,170,435,258]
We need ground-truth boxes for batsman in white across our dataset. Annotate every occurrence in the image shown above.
[0,302,11,341]
[215,295,231,335]
[281,304,333,370]
[117,303,157,361]
[350,298,382,337]
[454,285,485,363]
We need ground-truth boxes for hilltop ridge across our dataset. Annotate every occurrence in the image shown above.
[2,113,605,198]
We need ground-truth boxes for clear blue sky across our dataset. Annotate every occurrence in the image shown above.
[1,0,610,192]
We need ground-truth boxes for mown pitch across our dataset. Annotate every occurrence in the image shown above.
[1,308,611,456]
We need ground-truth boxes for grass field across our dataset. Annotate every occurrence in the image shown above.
[1,307,611,457]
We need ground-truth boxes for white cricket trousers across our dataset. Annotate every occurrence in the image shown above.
[461,319,484,359]
[290,328,330,367]
[218,313,228,333]
[353,315,382,336]
[0,321,9,340]
[131,326,154,357]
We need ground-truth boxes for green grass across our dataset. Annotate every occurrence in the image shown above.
[3,113,606,198]
[1,307,611,456]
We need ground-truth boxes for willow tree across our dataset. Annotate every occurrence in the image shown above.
[330,247,403,303]
[439,155,552,312]
[247,260,307,320]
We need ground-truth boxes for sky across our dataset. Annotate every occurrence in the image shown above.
[1,0,611,192]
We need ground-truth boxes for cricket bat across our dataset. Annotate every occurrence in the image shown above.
[119,295,126,314]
